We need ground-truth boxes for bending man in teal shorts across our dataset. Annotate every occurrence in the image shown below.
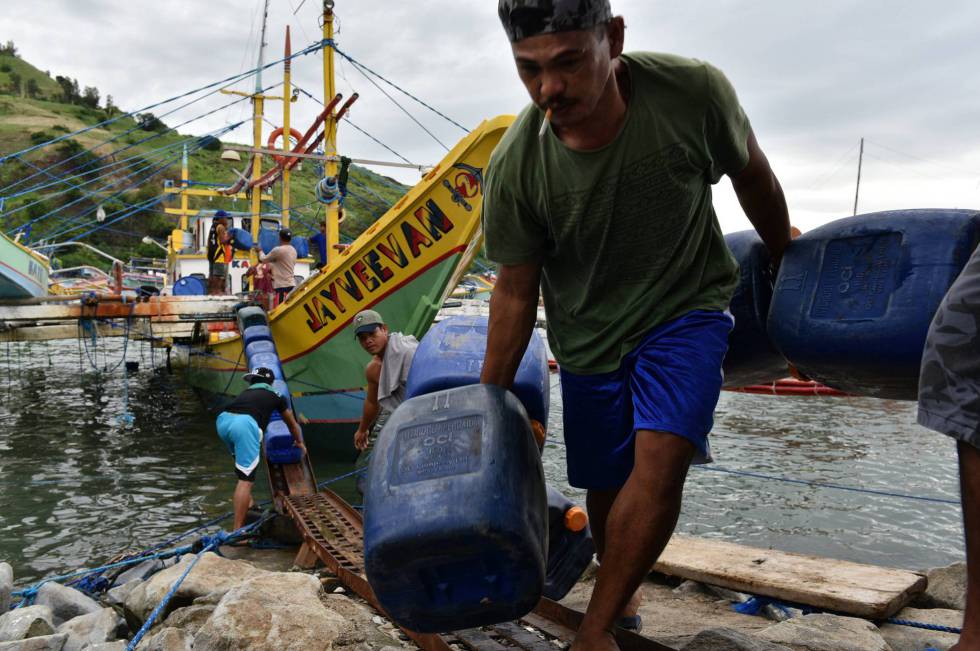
[482,2,791,649]
[216,366,306,530]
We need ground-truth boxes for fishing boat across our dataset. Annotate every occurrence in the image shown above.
[0,230,50,298]
[178,2,511,460]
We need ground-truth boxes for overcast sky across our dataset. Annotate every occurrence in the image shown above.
[5,0,980,233]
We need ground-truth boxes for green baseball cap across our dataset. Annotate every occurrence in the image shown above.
[498,0,613,43]
[353,309,384,336]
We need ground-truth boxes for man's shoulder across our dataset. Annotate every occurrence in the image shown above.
[625,51,723,95]
[488,104,540,173]
[365,357,382,381]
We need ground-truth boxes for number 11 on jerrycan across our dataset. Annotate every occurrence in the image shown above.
[363,383,548,633]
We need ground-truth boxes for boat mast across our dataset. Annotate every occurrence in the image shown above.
[853,136,864,216]
[322,0,340,260]
[281,27,292,229]
[249,0,271,258]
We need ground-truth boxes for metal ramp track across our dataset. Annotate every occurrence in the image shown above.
[284,490,671,651]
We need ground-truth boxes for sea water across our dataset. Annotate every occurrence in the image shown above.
[0,338,963,585]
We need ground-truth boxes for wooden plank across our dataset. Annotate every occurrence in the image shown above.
[492,621,556,650]
[653,534,926,619]
[453,629,509,651]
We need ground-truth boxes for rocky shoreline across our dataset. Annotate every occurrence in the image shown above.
[0,541,967,650]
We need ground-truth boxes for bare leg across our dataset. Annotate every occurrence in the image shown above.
[955,441,980,650]
[232,480,253,531]
[571,431,694,651]
[587,488,642,619]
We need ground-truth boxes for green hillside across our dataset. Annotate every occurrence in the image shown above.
[0,49,416,271]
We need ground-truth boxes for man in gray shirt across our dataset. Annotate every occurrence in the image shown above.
[256,228,297,305]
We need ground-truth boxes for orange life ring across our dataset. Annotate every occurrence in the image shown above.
[267,127,304,167]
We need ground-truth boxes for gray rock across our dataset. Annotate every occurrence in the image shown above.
[681,627,793,651]
[758,613,891,651]
[0,563,12,613]
[102,581,139,612]
[160,604,214,637]
[673,580,710,596]
[55,608,126,651]
[124,552,268,625]
[134,627,192,651]
[0,634,68,651]
[0,606,56,642]
[112,558,177,587]
[85,643,127,651]
[879,606,962,651]
[916,562,966,610]
[33,584,101,626]
[193,572,345,650]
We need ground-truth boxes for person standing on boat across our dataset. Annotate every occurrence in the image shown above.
[310,221,328,270]
[255,227,297,306]
[206,210,232,295]
[482,2,791,649]
[352,309,418,453]
[216,366,306,530]
[918,249,980,651]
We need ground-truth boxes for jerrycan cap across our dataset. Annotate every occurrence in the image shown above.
[564,506,588,532]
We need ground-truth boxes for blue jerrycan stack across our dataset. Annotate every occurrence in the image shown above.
[768,209,980,399]
[291,236,310,259]
[363,384,548,633]
[405,315,550,426]
[722,230,787,387]
[543,485,595,601]
[236,306,300,465]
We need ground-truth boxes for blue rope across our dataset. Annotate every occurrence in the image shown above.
[541,437,960,506]
[316,465,367,488]
[0,40,327,166]
[0,86,255,201]
[886,617,961,634]
[693,465,960,506]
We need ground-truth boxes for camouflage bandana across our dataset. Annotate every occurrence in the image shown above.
[498,0,613,43]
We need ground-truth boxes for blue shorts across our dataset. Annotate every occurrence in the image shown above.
[559,310,733,490]
[216,412,263,480]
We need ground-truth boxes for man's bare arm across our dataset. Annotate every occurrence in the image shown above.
[730,129,792,267]
[354,359,381,450]
[281,408,306,455]
[480,261,542,389]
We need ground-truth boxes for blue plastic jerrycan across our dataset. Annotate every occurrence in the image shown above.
[363,383,548,633]
[768,209,980,399]
[543,485,595,601]
[405,315,550,426]
[722,230,787,387]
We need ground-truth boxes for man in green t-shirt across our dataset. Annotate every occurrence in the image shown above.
[482,2,791,649]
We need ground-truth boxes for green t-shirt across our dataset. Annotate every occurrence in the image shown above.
[482,52,749,374]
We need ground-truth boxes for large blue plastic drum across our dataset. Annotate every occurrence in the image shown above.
[171,276,206,296]
[406,315,550,426]
[768,209,980,399]
[227,227,253,251]
[291,236,309,259]
[722,230,787,387]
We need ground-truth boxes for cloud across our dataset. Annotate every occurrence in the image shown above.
[4,0,979,232]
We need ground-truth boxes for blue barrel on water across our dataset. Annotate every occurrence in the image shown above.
[228,227,253,251]
[406,315,550,426]
[768,209,980,399]
[722,230,787,387]
[364,384,547,632]
[172,276,205,296]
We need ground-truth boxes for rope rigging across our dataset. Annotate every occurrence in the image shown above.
[0,39,328,168]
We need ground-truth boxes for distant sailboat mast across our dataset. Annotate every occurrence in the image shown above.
[853,136,864,216]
